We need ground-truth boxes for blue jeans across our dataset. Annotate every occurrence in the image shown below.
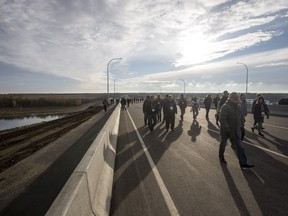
[219,136,247,165]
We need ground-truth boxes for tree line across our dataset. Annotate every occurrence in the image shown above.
[0,96,94,108]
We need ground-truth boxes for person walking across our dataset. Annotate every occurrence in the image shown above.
[191,97,200,120]
[203,94,212,120]
[146,95,158,132]
[213,94,220,109]
[165,94,177,131]
[162,94,169,123]
[215,90,229,126]
[156,95,163,122]
[143,96,150,125]
[178,94,187,121]
[120,97,127,110]
[218,92,254,168]
[102,99,109,112]
[251,96,269,136]
[240,93,248,140]
[251,93,262,128]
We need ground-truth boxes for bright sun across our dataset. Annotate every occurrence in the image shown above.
[176,33,216,67]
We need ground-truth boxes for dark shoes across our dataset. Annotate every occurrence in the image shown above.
[258,132,264,136]
[251,127,254,133]
[219,157,227,164]
[240,164,254,168]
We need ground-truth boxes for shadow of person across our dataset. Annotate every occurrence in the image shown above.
[261,130,288,156]
[163,121,183,143]
[187,119,202,142]
[240,147,288,215]
[207,119,220,140]
[111,113,183,214]
[220,164,251,215]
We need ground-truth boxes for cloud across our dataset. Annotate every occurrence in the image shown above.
[0,0,287,93]
[115,47,288,93]
[255,62,288,68]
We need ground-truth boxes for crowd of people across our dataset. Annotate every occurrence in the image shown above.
[104,91,271,169]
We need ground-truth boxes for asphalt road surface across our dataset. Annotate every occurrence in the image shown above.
[110,103,288,216]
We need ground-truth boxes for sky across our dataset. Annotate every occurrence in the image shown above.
[0,0,288,94]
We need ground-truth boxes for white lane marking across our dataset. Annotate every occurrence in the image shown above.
[127,110,180,216]
[197,115,288,130]
[251,169,265,184]
[263,123,288,130]
[207,128,288,159]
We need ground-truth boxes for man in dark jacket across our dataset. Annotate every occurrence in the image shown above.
[203,94,212,120]
[215,90,229,126]
[218,92,254,168]
[143,96,150,125]
[102,99,109,112]
[165,94,177,131]
[162,95,169,123]
[145,95,158,132]
[156,95,163,122]
[213,94,220,109]
[178,94,187,121]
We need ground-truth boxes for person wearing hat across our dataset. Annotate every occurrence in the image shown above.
[218,92,254,168]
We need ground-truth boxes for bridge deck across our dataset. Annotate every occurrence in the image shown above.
[110,103,288,216]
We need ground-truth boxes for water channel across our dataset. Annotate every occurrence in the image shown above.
[0,114,65,131]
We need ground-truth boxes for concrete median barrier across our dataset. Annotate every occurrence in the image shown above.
[198,103,288,117]
[46,104,121,216]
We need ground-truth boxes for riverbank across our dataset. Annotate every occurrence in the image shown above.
[0,101,100,118]
[0,105,104,173]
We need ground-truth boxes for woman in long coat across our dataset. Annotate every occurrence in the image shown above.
[203,94,212,120]
[251,96,269,136]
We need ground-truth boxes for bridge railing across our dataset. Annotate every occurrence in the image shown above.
[197,103,288,117]
[46,104,121,216]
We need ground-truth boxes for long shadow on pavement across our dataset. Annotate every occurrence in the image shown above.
[110,114,183,215]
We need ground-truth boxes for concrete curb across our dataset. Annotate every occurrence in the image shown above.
[46,104,121,216]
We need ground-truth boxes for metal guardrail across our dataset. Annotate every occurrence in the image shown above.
[197,103,288,117]
[247,104,288,117]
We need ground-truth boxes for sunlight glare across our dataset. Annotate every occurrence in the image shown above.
[176,33,215,66]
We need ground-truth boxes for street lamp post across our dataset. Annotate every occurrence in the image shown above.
[237,62,248,95]
[107,58,122,99]
[179,79,185,96]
